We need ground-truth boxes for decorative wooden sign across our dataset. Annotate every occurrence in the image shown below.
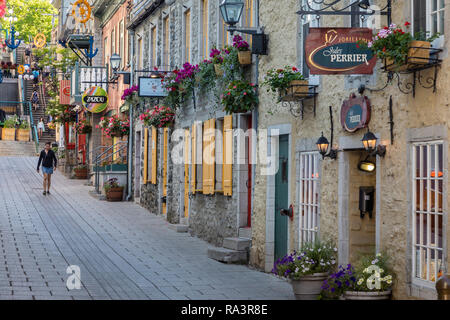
[341,94,371,133]
[17,65,25,75]
[59,80,71,105]
[305,28,377,75]
[71,0,92,24]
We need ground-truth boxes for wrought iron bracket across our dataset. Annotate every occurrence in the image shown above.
[279,84,318,118]
[296,0,392,25]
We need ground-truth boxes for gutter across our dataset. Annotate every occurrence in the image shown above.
[126,29,135,201]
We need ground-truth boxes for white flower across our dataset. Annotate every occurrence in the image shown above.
[376,253,382,257]
[334,247,338,252]
[318,248,321,252]
[379,268,384,273]
[387,280,392,284]
[357,278,363,285]
[326,262,330,265]
[304,267,309,272]
[295,267,299,273]
[331,260,336,265]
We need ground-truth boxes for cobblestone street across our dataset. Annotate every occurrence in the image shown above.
[0,156,293,300]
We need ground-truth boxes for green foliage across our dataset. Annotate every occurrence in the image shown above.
[19,120,30,129]
[1,0,57,42]
[3,116,18,128]
[221,80,258,115]
[196,61,216,94]
[262,66,305,97]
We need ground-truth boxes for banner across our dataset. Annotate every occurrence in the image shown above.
[305,28,376,75]
[59,80,71,105]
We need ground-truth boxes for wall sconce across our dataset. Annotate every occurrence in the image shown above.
[361,129,386,157]
[358,159,376,173]
[219,0,268,55]
[316,106,338,160]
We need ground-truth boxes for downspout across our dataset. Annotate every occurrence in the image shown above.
[126,29,135,201]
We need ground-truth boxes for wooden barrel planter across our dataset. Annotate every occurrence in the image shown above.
[74,167,88,179]
[238,51,252,66]
[1,128,16,141]
[16,129,30,141]
[343,290,392,300]
[106,187,124,202]
[290,272,329,300]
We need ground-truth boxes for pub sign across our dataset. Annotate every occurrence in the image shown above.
[341,94,371,133]
[305,28,376,75]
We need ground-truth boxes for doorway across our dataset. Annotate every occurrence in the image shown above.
[275,134,289,261]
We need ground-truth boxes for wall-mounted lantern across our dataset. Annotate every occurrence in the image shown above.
[361,129,386,157]
[110,53,121,72]
[316,106,338,160]
[109,53,130,84]
[219,0,268,55]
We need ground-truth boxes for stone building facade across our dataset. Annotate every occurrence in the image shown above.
[251,0,449,300]
[128,0,258,249]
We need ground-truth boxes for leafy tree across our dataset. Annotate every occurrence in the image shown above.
[1,0,57,43]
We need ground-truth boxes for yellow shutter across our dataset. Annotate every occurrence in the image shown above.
[143,128,148,184]
[202,120,209,194]
[113,137,118,162]
[191,124,196,194]
[151,127,157,184]
[208,119,215,194]
[184,129,190,217]
[223,115,233,196]
[163,128,168,214]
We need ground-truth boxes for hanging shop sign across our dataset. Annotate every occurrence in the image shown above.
[34,33,46,48]
[138,77,168,97]
[71,0,92,24]
[59,80,71,105]
[341,94,371,133]
[305,28,376,75]
[82,86,108,113]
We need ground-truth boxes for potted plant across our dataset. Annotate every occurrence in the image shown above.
[17,120,30,141]
[104,178,124,202]
[75,120,92,134]
[409,29,441,65]
[210,47,224,76]
[100,115,130,138]
[1,116,18,140]
[73,164,89,179]
[272,241,337,300]
[233,35,251,66]
[262,66,307,102]
[221,80,258,114]
[121,85,140,106]
[140,105,175,128]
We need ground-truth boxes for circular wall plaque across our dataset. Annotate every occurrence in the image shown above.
[82,86,108,113]
[340,95,371,133]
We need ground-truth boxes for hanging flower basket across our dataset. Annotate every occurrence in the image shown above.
[233,35,252,66]
[140,105,175,128]
[214,64,224,77]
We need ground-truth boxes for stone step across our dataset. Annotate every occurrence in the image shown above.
[207,247,248,264]
[239,227,252,239]
[168,224,189,233]
[223,237,252,251]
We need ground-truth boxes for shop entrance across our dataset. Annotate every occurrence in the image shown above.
[347,151,376,263]
[275,134,289,261]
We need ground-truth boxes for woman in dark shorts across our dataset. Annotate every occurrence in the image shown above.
[37,142,58,195]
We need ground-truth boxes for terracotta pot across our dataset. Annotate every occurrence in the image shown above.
[16,129,30,141]
[384,57,408,72]
[74,168,88,179]
[408,40,431,65]
[106,187,124,202]
[238,50,252,65]
[290,272,328,300]
[214,64,224,77]
[343,290,392,300]
[1,127,16,141]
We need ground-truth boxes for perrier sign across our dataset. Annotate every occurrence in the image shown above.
[305,28,376,75]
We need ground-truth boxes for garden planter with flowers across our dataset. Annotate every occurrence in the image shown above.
[272,241,337,300]
[121,85,140,106]
[140,105,175,128]
[233,35,252,66]
[75,120,92,135]
[73,165,89,179]
[104,178,124,202]
[221,80,258,114]
[210,48,224,77]
[99,115,130,138]
[262,66,307,102]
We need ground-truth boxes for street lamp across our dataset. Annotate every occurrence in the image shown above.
[361,129,386,157]
[316,132,337,160]
[358,0,371,9]
[110,53,121,72]
[219,0,268,55]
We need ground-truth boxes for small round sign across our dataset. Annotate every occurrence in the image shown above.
[82,86,108,113]
[34,33,46,48]
[340,95,371,133]
[17,65,25,75]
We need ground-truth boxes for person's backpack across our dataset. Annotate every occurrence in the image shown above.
[31,91,39,104]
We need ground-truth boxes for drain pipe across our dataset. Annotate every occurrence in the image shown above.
[126,29,135,201]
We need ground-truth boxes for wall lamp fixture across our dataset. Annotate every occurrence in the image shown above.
[361,129,386,157]
[316,106,338,160]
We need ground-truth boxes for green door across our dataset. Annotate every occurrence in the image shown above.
[275,134,289,261]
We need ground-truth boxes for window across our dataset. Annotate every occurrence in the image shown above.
[200,0,209,59]
[413,0,445,36]
[138,37,143,69]
[300,0,320,85]
[298,152,321,247]
[120,20,124,68]
[242,0,253,44]
[184,9,191,63]
[412,141,445,283]
[151,26,157,68]
[104,37,108,66]
[111,27,116,55]
[163,16,170,68]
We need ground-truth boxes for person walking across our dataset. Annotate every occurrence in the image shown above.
[37,117,45,139]
[31,88,39,111]
[37,142,57,196]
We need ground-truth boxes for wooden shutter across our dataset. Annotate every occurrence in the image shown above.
[162,128,168,214]
[151,127,157,184]
[184,129,190,217]
[202,119,215,195]
[223,115,233,196]
[202,120,209,194]
[191,124,196,194]
[143,128,148,184]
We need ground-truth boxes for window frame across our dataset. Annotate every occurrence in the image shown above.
[183,7,192,63]
[411,140,446,287]
[163,14,170,69]
[199,0,209,60]
[411,0,445,46]
[299,0,320,86]
[298,151,321,247]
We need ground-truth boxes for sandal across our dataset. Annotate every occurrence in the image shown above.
[43,191,46,195]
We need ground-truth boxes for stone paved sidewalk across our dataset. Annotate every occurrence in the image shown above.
[0,157,293,300]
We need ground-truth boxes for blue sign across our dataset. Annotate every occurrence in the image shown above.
[345,104,363,131]
[138,77,168,97]
[341,95,371,133]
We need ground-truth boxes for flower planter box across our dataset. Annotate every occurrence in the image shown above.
[281,80,309,101]
[343,290,392,300]
[1,128,16,141]
[408,40,431,65]
[238,51,252,65]
[74,168,88,179]
[214,64,224,77]
[16,129,30,141]
[384,58,408,72]
[290,272,328,300]
[106,187,124,202]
